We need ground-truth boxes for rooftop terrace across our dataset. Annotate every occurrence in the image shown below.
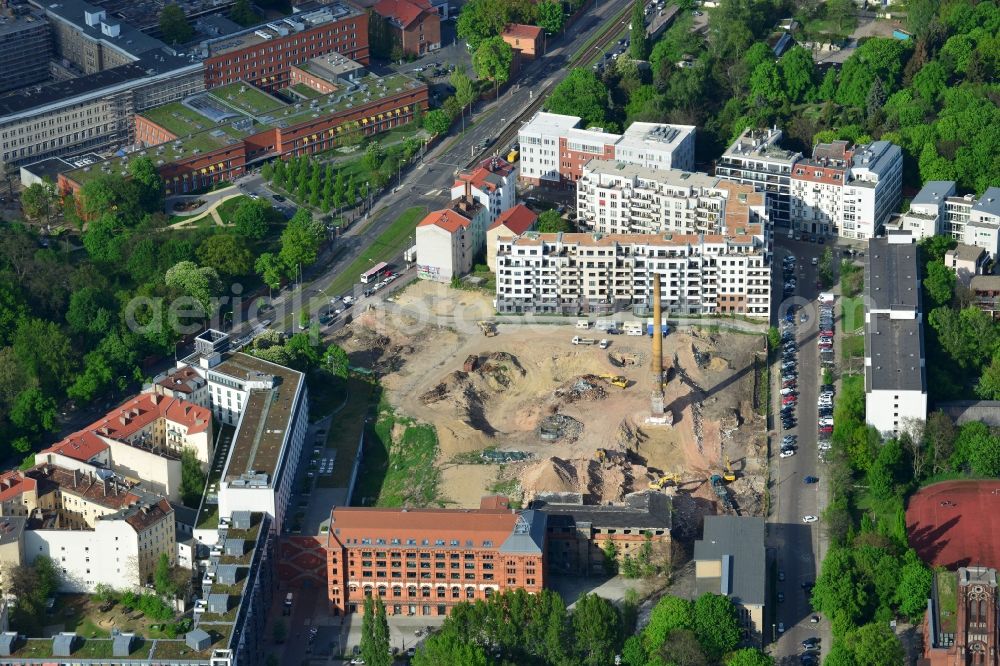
[209,83,286,117]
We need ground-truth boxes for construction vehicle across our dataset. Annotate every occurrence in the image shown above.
[598,373,628,389]
[477,321,497,337]
[710,474,736,511]
[572,336,597,345]
[648,473,679,491]
[723,455,737,482]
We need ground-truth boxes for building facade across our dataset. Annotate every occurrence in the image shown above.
[415,193,487,282]
[715,127,801,228]
[324,496,545,617]
[896,182,1000,258]
[0,10,52,94]
[486,204,537,271]
[923,567,1000,666]
[451,156,516,224]
[374,0,440,56]
[864,233,927,436]
[944,244,988,288]
[501,23,543,59]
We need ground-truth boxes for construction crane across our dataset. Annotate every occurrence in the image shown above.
[648,473,679,491]
[723,455,737,482]
[477,321,497,337]
[598,373,629,389]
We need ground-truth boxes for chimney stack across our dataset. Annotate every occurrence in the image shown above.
[464,178,472,201]
[650,273,665,417]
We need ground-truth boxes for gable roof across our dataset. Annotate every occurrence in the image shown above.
[489,204,537,234]
[327,504,520,550]
[373,0,432,29]
[417,209,472,234]
[503,23,543,41]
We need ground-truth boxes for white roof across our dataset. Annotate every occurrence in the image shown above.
[519,111,581,137]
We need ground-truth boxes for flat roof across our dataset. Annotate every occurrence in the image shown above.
[693,516,766,606]
[0,11,48,36]
[209,83,286,116]
[205,4,362,56]
[618,122,695,150]
[20,156,75,182]
[0,62,146,117]
[213,353,303,484]
[38,0,168,57]
[973,187,1000,219]
[911,180,956,208]
[519,111,582,137]
[946,243,986,263]
[865,237,921,312]
[865,313,925,392]
[722,127,800,163]
[583,159,718,189]
[534,491,672,530]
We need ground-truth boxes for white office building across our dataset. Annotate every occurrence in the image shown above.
[613,122,695,172]
[864,233,927,437]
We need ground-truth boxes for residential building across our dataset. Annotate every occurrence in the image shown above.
[716,127,801,228]
[36,392,212,503]
[575,160,767,239]
[922,566,1000,666]
[896,180,956,240]
[200,5,370,91]
[971,275,1000,320]
[4,463,177,593]
[60,62,428,195]
[0,10,52,94]
[153,365,211,409]
[532,491,672,576]
[495,228,772,319]
[790,139,902,239]
[374,0,440,56]
[0,516,26,594]
[415,190,488,282]
[613,122,695,173]
[944,244,988,288]
[502,23,543,59]
[486,204,537,271]
[518,112,696,188]
[864,233,927,436]
[967,188,1000,258]
[324,496,546,617]
[451,156,517,224]
[179,330,308,538]
[895,182,1000,258]
[693,516,766,646]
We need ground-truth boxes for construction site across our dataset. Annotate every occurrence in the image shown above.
[328,280,769,528]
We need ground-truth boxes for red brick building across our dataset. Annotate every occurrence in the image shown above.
[922,567,1000,666]
[202,5,370,92]
[325,496,546,616]
[373,0,440,56]
[502,24,544,59]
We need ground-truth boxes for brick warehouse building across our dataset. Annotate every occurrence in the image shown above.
[325,496,546,616]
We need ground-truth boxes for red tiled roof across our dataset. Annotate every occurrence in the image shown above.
[476,156,515,177]
[373,0,432,29]
[42,431,109,462]
[454,168,500,193]
[489,204,537,234]
[125,498,174,531]
[327,504,518,549]
[418,209,471,234]
[156,366,204,394]
[503,23,543,40]
[0,470,36,503]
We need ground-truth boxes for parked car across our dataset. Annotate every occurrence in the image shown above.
[780,449,795,458]
[804,476,819,484]
[802,515,818,523]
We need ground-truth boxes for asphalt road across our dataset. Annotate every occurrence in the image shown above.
[769,236,834,663]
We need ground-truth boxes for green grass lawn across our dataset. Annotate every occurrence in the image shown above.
[841,333,865,361]
[320,205,426,300]
[936,569,957,633]
[352,400,440,507]
[321,377,377,489]
[215,195,251,223]
[841,296,865,333]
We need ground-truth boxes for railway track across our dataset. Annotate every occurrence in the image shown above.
[466,1,633,167]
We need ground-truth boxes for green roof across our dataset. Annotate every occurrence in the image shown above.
[275,73,421,128]
[209,83,286,116]
[141,103,224,137]
[289,83,323,100]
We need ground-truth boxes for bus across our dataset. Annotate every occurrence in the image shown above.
[361,262,388,284]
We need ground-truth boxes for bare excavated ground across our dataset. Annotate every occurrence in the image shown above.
[330,282,767,517]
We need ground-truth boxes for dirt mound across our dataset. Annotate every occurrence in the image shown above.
[521,457,580,498]
[554,375,608,402]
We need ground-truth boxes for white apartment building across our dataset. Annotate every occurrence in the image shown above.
[790,140,902,240]
[864,233,927,436]
[575,160,765,238]
[891,182,1000,258]
[415,193,489,282]
[450,156,516,224]
[896,180,955,239]
[518,112,696,188]
[613,122,695,172]
[966,188,1000,257]
[715,127,801,227]
[495,231,771,318]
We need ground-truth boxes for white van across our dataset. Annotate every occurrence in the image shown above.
[575,320,591,329]
[624,322,644,336]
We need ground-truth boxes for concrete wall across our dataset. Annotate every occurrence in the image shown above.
[866,388,927,437]
[25,520,140,592]
[105,439,182,503]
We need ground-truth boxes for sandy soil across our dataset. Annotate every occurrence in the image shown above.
[332,282,767,514]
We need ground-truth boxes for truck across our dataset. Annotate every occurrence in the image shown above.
[646,323,670,337]
[572,336,597,345]
[624,322,644,336]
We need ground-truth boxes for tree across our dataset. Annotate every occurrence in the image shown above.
[66,286,115,338]
[727,648,774,666]
[159,3,194,44]
[13,317,76,394]
[977,351,1000,400]
[472,37,514,97]
[658,628,707,666]
[413,627,488,666]
[21,182,54,222]
[537,209,571,233]
[323,344,350,379]
[11,387,58,436]
[451,67,476,115]
[278,209,325,273]
[368,10,394,59]
[232,198,270,239]
[827,0,856,33]
[423,109,451,135]
[811,546,869,634]
[643,595,694,650]
[361,597,391,666]
[895,551,932,619]
[630,0,648,60]
[256,252,284,290]
[536,1,564,34]
[546,68,609,128]
[572,594,621,666]
[83,214,126,265]
[601,537,618,574]
[179,447,206,507]
[923,260,955,308]
[693,593,741,660]
[456,0,510,51]
[929,306,998,370]
[363,141,385,173]
[229,0,259,25]
[197,234,254,277]
[925,409,957,474]
[779,46,817,103]
[154,552,176,597]
[128,157,164,213]
[165,260,221,313]
[849,622,905,666]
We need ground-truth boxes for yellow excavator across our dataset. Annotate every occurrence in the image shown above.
[648,473,679,491]
[598,373,628,389]
[477,321,497,337]
[722,455,737,482]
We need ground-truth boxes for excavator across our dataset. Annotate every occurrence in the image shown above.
[598,373,629,389]
[477,321,497,337]
[722,455,737,482]
[648,473,680,491]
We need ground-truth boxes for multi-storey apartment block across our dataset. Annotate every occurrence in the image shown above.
[716,127,801,228]
[575,160,760,237]
[864,233,927,436]
[518,112,695,188]
[789,139,902,240]
[897,181,1000,258]
[325,496,546,617]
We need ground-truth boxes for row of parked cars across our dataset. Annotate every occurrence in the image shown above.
[779,255,800,434]
[817,299,836,456]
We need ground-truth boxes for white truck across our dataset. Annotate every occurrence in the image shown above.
[575,320,591,329]
[624,322,644,336]
[572,336,597,345]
